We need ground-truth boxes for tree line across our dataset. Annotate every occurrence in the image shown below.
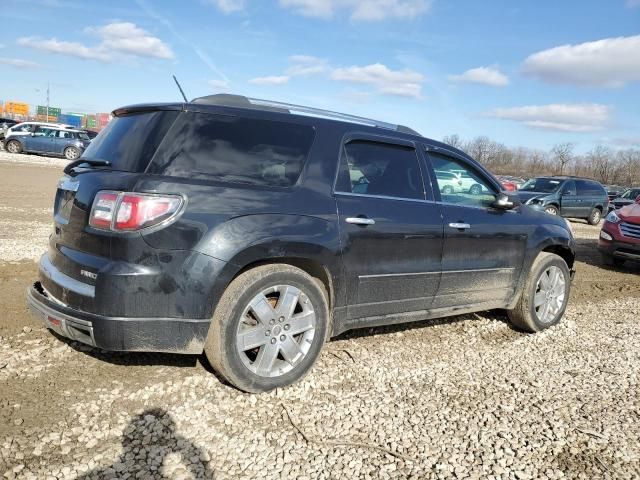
[441,134,640,187]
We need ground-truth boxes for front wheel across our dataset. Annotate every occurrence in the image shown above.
[64,146,80,160]
[5,140,22,154]
[601,253,624,267]
[442,185,454,194]
[507,252,571,333]
[544,205,558,215]
[204,264,329,393]
[469,184,482,195]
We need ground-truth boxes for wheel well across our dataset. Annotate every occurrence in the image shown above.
[542,245,575,269]
[594,205,603,212]
[233,257,334,308]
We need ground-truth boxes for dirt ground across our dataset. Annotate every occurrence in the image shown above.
[1,157,639,479]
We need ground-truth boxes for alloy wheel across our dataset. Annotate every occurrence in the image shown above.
[533,266,566,324]
[236,285,316,378]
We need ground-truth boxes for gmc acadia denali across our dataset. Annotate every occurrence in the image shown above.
[27,94,576,392]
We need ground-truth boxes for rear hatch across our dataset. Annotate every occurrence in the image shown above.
[46,107,180,293]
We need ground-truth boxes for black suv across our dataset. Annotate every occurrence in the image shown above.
[517,176,609,225]
[27,95,576,392]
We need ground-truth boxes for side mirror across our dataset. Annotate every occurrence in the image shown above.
[492,192,521,210]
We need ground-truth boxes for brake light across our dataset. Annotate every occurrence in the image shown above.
[89,191,184,231]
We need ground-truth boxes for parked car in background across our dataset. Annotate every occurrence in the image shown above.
[27,93,575,393]
[497,176,518,192]
[498,175,526,190]
[608,187,640,212]
[4,125,90,160]
[3,121,74,146]
[84,130,100,140]
[604,185,626,202]
[0,118,19,141]
[599,197,640,266]
[518,176,609,224]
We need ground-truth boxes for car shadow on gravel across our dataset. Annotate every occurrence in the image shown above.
[74,408,215,479]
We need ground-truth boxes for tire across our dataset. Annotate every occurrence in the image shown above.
[442,185,454,194]
[587,208,602,225]
[601,253,624,267]
[5,140,22,154]
[64,146,80,160]
[544,205,558,215]
[204,264,329,393]
[469,184,482,195]
[507,252,571,333]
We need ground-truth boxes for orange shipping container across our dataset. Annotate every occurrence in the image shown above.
[4,101,30,116]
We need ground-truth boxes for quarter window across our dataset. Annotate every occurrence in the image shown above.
[335,140,423,200]
[429,153,496,208]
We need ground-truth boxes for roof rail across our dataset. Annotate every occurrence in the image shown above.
[191,94,420,135]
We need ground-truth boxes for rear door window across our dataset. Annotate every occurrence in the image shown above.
[151,112,315,187]
[81,111,179,172]
[334,140,424,200]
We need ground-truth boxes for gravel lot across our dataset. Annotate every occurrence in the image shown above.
[1,151,639,479]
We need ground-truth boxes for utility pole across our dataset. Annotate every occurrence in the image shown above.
[46,83,50,121]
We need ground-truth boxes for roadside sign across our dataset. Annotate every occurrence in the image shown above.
[36,105,61,118]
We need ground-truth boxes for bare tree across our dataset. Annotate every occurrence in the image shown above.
[586,145,615,184]
[442,134,464,150]
[551,143,574,175]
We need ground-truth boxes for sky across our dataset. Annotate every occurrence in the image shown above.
[1,0,639,152]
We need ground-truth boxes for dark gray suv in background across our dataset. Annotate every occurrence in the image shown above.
[27,94,576,392]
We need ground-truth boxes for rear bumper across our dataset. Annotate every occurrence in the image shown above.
[27,282,209,354]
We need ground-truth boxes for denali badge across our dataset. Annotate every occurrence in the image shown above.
[80,270,97,280]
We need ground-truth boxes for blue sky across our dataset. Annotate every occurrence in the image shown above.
[1,0,639,152]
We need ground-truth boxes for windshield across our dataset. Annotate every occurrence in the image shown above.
[81,110,178,172]
[520,178,562,193]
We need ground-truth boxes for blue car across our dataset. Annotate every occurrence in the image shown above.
[4,125,91,160]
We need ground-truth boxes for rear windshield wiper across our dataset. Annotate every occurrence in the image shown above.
[64,159,111,175]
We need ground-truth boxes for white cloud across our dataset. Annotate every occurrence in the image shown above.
[286,55,328,76]
[0,57,42,69]
[17,22,174,62]
[209,79,230,90]
[523,35,640,87]
[449,66,509,87]
[486,103,611,133]
[207,0,245,13]
[331,63,424,98]
[249,75,290,85]
[278,0,431,21]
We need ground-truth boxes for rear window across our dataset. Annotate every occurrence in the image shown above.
[150,112,315,187]
[81,111,179,172]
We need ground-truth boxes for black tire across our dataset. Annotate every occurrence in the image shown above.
[5,140,22,154]
[544,205,558,215]
[469,184,482,195]
[507,252,571,333]
[601,253,624,267]
[587,207,602,225]
[442,185,454,194]
[204,264,329,393]
[64,146,80,160]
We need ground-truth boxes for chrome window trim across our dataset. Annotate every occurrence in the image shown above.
[334,191,436,204]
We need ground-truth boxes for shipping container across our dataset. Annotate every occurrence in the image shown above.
[59,113,83,128]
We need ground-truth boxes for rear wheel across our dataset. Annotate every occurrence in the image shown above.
[587,208,602,225]
[469,184,482,195]
[5,140,22,154]
[204,264,329,393]
[442,185,454,194]
[64,146,80,160]
[507,252,571,333]
[544,205,558,215]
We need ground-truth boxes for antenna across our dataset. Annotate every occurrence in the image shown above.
[172,75,188,103]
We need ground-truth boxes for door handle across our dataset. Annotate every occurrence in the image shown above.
[449,222,471,229]
[346,217,376,226]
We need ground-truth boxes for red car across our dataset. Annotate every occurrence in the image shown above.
[598,196,640,266]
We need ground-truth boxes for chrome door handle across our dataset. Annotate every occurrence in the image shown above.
[346,217,376,226]
[449,222,471,229]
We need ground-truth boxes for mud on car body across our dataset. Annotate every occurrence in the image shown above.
[28,94,576,392]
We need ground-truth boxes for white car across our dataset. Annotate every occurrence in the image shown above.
[435,170,463,194]
[4,121,74,144]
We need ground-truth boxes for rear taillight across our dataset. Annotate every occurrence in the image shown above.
[89,191,184,231]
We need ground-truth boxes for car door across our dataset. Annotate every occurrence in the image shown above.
[557,180,580,217]
[24,126,54,152]
[334,135,443,322]
[53,130,72,154]
[425,147,528,309]
[573,180,595,217]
